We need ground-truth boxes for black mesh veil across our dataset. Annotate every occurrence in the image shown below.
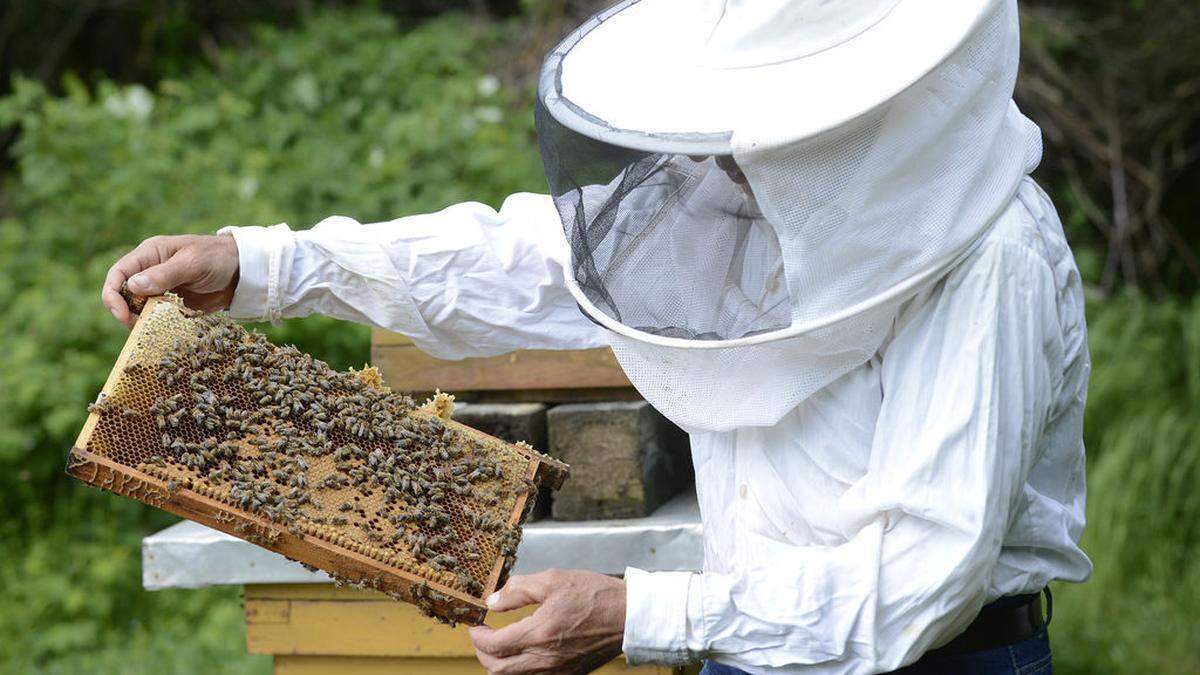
[535,99,792,341]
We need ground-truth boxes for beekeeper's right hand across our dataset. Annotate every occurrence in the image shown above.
[102,234,239,328]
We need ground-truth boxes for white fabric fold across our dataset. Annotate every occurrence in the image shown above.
[219,223,293,323]
[622,567,696,666]
[671,184,1090,674]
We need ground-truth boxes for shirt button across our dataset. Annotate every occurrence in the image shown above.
[739,484,748,499]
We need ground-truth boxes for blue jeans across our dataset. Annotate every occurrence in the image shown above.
[699,627,1052,675]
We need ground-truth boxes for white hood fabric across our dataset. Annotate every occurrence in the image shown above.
[538,0,1041,433]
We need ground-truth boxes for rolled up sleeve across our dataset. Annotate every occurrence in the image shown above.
[622,567,697,666]
[219,223,293,323]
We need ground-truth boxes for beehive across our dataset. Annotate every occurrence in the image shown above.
[66,295,568,626]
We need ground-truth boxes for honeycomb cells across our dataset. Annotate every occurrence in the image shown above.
[84,300,536,597]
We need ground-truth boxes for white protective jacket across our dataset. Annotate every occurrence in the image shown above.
[221,176,1092,674]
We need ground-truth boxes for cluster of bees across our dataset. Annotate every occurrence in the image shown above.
[90,309,534,614]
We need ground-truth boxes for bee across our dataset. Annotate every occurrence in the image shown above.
[522,478,538,497]
[456,573,483,595]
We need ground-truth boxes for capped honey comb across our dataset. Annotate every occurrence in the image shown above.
[67,295,567,626]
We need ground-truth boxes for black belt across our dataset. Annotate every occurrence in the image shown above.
[925,588,1051,657]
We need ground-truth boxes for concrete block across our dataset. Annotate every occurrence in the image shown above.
[452,402,548,450]
[548,401,691,520]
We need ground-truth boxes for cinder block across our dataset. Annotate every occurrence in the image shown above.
[453,403,550,520]
[452,402,548,450]
[548,401,691,520]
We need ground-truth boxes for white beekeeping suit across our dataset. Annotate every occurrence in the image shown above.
[221,0,1092,672]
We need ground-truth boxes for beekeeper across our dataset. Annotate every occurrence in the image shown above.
[102,0,1092,672]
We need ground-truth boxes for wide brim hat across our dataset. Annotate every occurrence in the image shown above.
[540,0,998,155]
[533,0,1031,431]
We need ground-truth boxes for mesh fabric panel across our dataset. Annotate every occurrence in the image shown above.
[537,102,791,341]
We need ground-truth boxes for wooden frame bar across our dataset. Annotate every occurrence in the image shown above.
[67,298,568,626]
[371,329,637,401]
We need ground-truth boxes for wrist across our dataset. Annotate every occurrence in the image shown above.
[217,223,293,323]
[217,233,240,306]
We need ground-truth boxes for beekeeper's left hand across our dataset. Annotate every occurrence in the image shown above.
[469,569,625,674]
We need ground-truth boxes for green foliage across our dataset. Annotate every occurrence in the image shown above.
[1050,294,1200,675]
[0,8,541,672]
[0,494,268,674]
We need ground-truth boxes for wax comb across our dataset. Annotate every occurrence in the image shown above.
[67,295,567,625]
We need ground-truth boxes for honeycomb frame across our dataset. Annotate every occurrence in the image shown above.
[66,297,568,626]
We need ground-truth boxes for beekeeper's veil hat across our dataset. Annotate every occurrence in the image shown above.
[536,0,1043,433]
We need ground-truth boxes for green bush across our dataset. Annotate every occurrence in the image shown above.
[0,491,266,674]
[0,9,541,672]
